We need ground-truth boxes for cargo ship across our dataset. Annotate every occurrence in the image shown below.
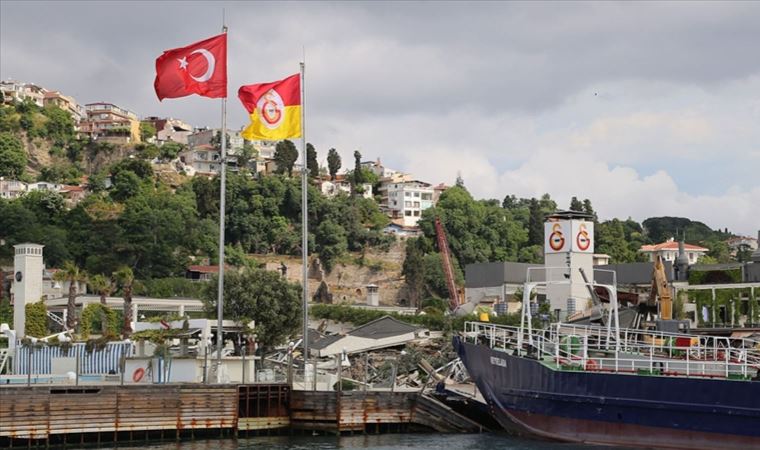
[454,278,760,449]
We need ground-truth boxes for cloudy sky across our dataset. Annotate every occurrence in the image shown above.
[2,1,758,235]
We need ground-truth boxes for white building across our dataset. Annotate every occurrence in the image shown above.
[639,238,709,264]
[181,128,245,175]
[27,181,63,192]
[1,80,46,107]
[142,116,193,145]
[383,180,434,227]
[726,235,758,255]
[43,90,84,123]
[319,175,373,199]
[250,140,276,174]
[361,158,398,179]
[0,179,28,200]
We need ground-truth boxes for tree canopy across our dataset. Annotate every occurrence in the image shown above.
[201,268,302,348]
[327,148,341,180]
[274,140,299,176]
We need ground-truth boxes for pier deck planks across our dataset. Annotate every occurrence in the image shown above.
[0,385,237,439]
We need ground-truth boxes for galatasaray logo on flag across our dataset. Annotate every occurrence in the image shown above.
[238,74,301,140]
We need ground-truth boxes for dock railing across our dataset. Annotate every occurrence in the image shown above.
[464,321,760,380]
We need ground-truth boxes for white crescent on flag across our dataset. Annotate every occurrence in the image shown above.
[189,48,215,82]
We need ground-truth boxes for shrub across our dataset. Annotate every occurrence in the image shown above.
[25,300,48,338]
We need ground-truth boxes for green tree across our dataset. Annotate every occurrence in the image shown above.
[88,274,113,335]
[119,186,215,278]
[0,295,12,329]
[582,198,597,221]
[306,143,319,178]
[111,158,154,180]
[211,131,231,150]
[353,150,363,184]
[273,140,298,176]
[596,219,636,262]
[110,170,142,201]
[417,186,527,271]
[527,198,543,246]
[327,148,341,180]
[237,141,256,170]
[25,301,48,338]
[402,238,425,308]
[136,143,160,160]
[139,122,157,142]
[201,268,302,348]
[0,131,26,178]
[42,106,75,144]
[569,196,583,212]
[53,261,87,330]
[159,142,184,161]
[114,267,135,338]
[315,219,348,272]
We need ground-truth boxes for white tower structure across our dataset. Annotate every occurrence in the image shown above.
[543,211,595,320]
[11,243,45,338]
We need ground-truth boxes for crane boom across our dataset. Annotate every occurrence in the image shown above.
[434,217,460,311]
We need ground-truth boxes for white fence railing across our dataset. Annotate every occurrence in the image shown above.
[464,321,760,380]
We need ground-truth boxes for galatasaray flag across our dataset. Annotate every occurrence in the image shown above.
[238,74,301,140]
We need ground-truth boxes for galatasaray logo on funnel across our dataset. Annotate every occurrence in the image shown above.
[576,223,591,251]
[257,90,285,129]
[549,223,565,251]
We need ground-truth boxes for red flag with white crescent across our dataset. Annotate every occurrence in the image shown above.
[154,33,227,100]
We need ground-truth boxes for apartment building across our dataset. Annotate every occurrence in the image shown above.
[0,80,45,107]
[142,116,193,145]
[0,179,27,200]
[180,128,245,175]
[43,91,85,123]
[319,175,373,199]
[80,102,141,144]
[384,180,435,227]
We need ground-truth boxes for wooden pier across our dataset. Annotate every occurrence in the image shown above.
[0,384,481,446]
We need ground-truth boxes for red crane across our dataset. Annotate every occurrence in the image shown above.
[434,217,460,312]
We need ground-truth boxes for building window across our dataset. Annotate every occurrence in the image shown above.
[405,192,411,197]
[413,210,420,216]
[413,202,420,207]
[414,192,420,197]
[421,193,432,200]
[405,201,412,207]
[405,210,412,216]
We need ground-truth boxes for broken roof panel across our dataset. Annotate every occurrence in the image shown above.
[348,316,421,339]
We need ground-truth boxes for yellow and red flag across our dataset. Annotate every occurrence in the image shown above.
[238,74,301,140]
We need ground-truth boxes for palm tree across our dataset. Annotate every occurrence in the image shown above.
[53,261,87,331]
[113,267,135,338]
[88,274,113,335]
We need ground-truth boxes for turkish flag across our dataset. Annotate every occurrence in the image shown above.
[154,33,227,100]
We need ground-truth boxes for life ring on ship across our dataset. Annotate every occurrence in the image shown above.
[585,359,598,371]
[132,368,145,382]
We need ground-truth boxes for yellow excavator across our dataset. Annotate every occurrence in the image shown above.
[649,255,673,321]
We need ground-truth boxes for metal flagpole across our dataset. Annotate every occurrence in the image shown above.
[215,16,228,382]
[300,60,309,385]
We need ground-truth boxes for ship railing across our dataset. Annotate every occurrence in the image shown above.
[464,321,760,380]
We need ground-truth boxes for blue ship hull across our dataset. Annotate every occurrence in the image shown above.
[454,337,760,449]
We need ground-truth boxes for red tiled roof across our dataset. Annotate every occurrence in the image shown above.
[640,241,708,252]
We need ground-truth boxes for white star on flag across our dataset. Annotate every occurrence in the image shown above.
[177,57,188,70]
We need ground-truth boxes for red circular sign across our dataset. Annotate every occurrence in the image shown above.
[549,223,565,251]
[576,224,591,251]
